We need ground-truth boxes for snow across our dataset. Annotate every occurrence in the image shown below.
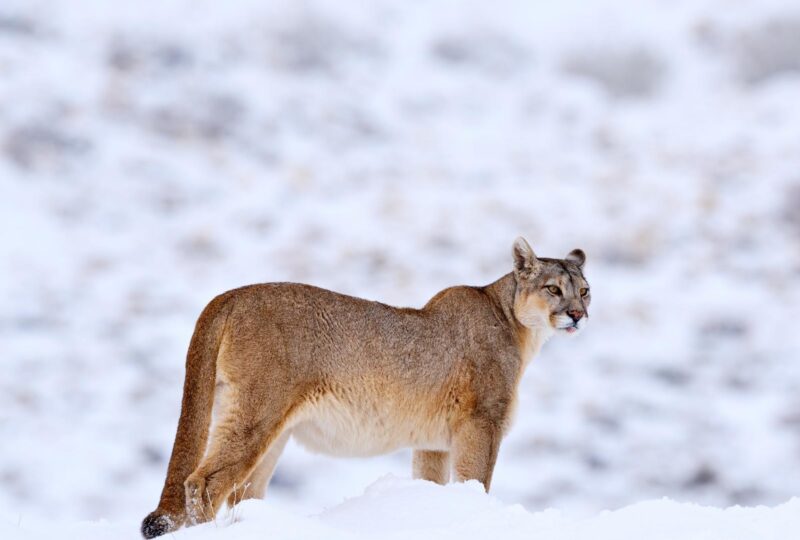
[4,477,799,540]
[2,0,800,536]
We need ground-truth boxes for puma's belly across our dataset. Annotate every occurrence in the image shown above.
[291,390,450,457]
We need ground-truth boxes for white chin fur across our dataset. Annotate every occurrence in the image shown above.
[553,314,574,328]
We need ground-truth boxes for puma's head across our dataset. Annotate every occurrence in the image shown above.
[511,237,590,336]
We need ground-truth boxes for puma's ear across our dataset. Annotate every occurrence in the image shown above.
[512,237,540,278]
[565,248,586,269]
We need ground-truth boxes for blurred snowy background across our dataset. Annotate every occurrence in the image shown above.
[1,0,799,524]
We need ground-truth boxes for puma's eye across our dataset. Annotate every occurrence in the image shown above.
[580,288,589,297]
[546,285,562,296]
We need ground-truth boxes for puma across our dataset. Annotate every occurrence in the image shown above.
[141,237,590,538]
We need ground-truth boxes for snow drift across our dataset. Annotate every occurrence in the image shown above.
[3,477,798,540]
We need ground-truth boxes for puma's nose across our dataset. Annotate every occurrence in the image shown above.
[567,309,584,322]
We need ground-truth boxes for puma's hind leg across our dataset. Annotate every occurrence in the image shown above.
[412,450,450,485]
[226,429,290,508]
[184,381,298,526]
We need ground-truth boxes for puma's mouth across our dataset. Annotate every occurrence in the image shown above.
[553,315,583,334]
[559,323,580,335]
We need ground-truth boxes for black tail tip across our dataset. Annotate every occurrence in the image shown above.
[141,512,175,539]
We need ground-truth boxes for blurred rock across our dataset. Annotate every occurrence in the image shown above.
[684,465,719,489]
[268,16,382,74]
[4,123,91,172]
[651,366,692,387]
[698,318,748,340]
[731,15,800,85]
[148,94,245,142]
[431,31,531,76]
[140,444,166,466]
[177,232,224,261]
[562,45,667,99]
[729,486,763,506]
[0,15,36,36]
[784,183,800,237]
[108,38,194,73]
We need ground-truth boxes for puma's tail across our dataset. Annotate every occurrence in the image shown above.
[141,295,232,538]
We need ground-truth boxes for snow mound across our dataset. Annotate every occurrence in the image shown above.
[3,476,798,540]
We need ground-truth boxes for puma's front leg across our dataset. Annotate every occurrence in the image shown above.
[412,450,450,485]
[452,418,501,491]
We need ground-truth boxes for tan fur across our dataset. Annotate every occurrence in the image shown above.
[140,238,590,538]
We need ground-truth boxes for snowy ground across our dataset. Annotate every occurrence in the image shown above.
[4,478,800,540]
[1,0,800,534]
